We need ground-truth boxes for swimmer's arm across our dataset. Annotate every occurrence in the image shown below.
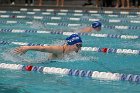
[81,27,93,33]
[14,46,63,55]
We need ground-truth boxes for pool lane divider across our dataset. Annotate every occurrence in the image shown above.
[0,29,139,40]
[0,14,140,24]
[0,8,140,15]
[0,17,139,30]
[19,8,140,15]
[0,63,140,83]
[2,15,139,24]
[0,11,139,21]
[0,40,140,55]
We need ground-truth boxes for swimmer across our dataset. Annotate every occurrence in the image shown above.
[81,21,102,33]
[13,34,82,60]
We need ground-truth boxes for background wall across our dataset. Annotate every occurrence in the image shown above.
[0,0,96,6]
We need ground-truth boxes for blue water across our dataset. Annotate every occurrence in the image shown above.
[0,9,140,93]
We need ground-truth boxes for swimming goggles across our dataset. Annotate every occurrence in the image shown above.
[76,44,82,48]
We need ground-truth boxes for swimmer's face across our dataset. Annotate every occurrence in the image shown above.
[94,27,101,31]
[75,43,82,53]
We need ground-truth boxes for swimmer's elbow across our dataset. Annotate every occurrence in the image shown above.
[39,46,56,53]
[40,46,49,52]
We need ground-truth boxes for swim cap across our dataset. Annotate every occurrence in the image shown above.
[66,34,82,45]
[92,21,102,28]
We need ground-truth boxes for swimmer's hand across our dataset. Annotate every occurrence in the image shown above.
[13,46,28,55]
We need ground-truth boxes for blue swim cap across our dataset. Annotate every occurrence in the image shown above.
[66,34,82,45]
[92,21,102,28]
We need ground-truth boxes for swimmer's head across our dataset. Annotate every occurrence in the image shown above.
[92,21,102,31]
[66,34,82,53]
[66,34,82,45]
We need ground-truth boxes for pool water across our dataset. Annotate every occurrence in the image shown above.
[0,8,140,93]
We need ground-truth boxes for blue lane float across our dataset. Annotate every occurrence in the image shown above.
[0,63,140,83]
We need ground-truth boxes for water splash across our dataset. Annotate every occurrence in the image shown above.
[1,47,98,64]
[1,49,49,63]
[51,40,66,46]
[60,51,98,62]
[30,20,46,30]
[70,24,88,33]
